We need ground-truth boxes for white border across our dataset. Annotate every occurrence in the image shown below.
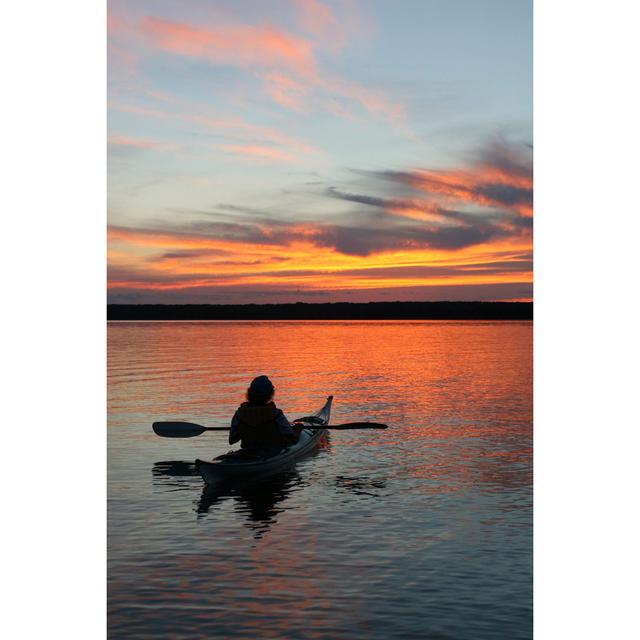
[535,0,640,637]
[4,0,106,637]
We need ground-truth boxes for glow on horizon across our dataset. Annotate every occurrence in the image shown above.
[108,0,532,303]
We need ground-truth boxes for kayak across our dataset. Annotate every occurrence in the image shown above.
[195,395,333,484]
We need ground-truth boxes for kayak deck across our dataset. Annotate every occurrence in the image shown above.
[195,395,333,485]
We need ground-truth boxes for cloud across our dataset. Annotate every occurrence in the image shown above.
[109,204,509,257]
[108,139,532,301]
[108,280,532,305]
[218,144,294,162]
[108,135,157,149]
[108,99,319,159]
[326,187,507,226]
[146,248,230,261]
[363,142,533,217]
[141,16,316,77]
[109,140,532,256]
[263,73,310,111]
[293,0,347,53]
[130,12,405,125]
[331,258,532,279]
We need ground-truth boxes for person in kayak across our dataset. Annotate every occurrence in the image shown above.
[229,376,299,453]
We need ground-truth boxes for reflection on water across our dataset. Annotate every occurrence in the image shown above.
[199,472,304,538]
[152,460,200,481]
[335,475,388,498]
[109,321,532,639]
[151,460,305,538]
[152,460,390,541]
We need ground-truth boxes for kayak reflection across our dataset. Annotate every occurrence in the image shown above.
[151,460,201,491]
[197,471,306,539]
[151,449,387,540]
[152,460,200,478]
[196,440,330,539]
[151,456,316,539]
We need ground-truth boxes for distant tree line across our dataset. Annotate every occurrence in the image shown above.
[107,301,533,321]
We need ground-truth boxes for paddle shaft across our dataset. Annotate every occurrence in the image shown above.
[152,420,388,438]
[159,422,387,432]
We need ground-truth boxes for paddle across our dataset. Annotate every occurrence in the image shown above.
[152,420,388,438]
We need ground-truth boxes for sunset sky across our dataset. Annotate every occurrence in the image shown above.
[108,0,532,304]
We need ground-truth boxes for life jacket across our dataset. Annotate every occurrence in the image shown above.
[235,402,286,449]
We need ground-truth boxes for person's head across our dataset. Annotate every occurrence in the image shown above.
[246,375,274,405]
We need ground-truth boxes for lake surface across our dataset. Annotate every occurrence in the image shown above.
[108,321,532,639]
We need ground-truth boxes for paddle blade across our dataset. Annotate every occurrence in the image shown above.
[152,421,208,438]
[329,422,388,430]
[293,421,389,430]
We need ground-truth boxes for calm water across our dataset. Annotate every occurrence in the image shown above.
[108,321,532,639]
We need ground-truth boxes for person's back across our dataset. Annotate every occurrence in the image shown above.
[229,376,299,453]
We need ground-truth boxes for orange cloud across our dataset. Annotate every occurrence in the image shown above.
[364,144,533,218]
[108,221,531,298]
[408,168,533,217]
[106,137,532,302]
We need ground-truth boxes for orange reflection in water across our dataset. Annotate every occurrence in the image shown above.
[108,320,532,639]
[109,320,531,491]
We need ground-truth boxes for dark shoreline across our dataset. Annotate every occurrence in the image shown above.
[107,301,532,321]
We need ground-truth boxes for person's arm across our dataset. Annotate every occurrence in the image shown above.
[229,412,240,445]
[276,411,299,444]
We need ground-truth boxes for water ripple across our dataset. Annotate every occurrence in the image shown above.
[109,320,532,639]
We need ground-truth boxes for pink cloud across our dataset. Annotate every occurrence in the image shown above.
[134,14,405,125]
[218,144,293,162]
[293,0,346,53]
[108,135,157,149]
[108,100,319,158]
[263,73,310,111]
[141,16,316,77]
[321,73,407,124]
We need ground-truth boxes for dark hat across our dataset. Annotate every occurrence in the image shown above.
[249,375,274,394]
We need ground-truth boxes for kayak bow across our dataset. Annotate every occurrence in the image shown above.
[195,395,333,485]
